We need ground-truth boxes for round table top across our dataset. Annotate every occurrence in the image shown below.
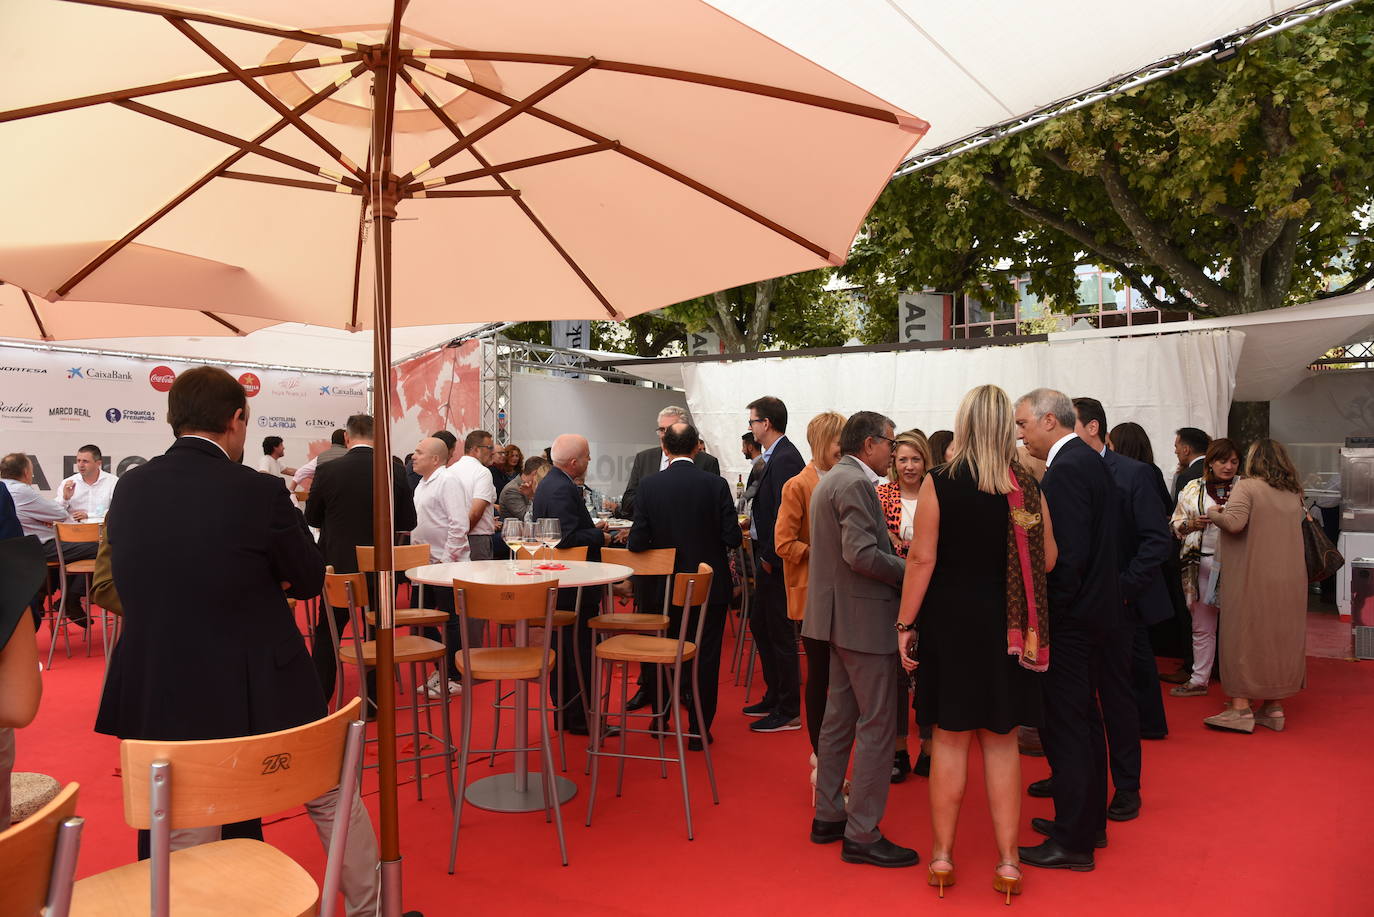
[406,559,633,589]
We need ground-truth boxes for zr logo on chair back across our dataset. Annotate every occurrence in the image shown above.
[261,752,293,774]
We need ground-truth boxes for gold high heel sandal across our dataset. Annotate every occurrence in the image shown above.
[993,862,1022,906]
[1254,703,1286,732]
[927,857,955,898]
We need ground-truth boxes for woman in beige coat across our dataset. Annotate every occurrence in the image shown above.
[1202,438,1307,734]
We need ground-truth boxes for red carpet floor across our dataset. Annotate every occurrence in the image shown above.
[17,613,1372,916]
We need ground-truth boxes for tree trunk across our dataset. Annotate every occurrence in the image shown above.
[1227,400,1270,453]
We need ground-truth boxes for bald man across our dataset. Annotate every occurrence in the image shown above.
[532,434,611,734]
[410,436,472,697]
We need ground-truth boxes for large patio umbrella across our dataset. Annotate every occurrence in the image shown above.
[0,1,925,911]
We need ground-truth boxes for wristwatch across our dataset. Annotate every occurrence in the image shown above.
[894,621,913,633]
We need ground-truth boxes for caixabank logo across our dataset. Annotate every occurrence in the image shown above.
[49,406,92,421]
[318,383,366,397]
[68,367,133,382]
[257,415,297,429]
[105,408,156,423]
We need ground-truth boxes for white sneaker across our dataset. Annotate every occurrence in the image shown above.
[422,671,462,698]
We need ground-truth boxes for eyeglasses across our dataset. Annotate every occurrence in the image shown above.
[874,436,897,448]
[747,418,766,427]
[655,426,668,434]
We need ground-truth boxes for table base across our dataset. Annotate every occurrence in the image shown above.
[464,773,577,812]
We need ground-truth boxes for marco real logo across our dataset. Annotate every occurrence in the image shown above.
[49,406,91,420]
[239,372,262,397]
[149,365,176,392]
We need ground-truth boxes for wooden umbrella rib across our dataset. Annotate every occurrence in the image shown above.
[116,100,364,190]
[415,142,616,191]
[348,193,367,332]
[221,170,359,194]
[166,17,366,181]
[59,0,367,51]
[397,66,622,319]
[415,50,919,128]
[405,60,836,262]
[403,57,598,185]
[0,53,365,125]
[199,311,243,334]
[53,62,367,299]
[20,289,53,341]
[410,189,519,198]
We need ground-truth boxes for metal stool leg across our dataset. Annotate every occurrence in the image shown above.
[669,662,693,840]
[693,651,720,805]
[408,661,423,800]
[537,685,568,866]
[447,678,474,874]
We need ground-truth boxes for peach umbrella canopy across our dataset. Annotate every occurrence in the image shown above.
[0,0,926,332]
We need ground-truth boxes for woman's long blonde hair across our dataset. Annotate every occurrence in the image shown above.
[806,411,846,472]
[948,384,1017,495]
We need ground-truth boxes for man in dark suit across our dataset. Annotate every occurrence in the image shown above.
[627,422,741,745]
[1170,427,1210,503]
[743,395,807,733]
[620,405,720,711]
[532,433,611,734]
[1068,398,1171,822]
[1014,388,1120,871]
[802,412,914,868]
[94,367,379,913]
[305,413,416,703]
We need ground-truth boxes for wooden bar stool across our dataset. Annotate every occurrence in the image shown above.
[70,701,365,917]
[48,523,102,670]
[449,578,566,870]
[586,564,720,840]
[323,569,455,806]
[357,544,453,706]
[0,782,83,917]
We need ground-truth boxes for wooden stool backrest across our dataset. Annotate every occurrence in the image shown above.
[121,699,363,830]
[323,568,369,609]
[672,563,714,608]
[54,523,100,545]
[515,545,588,562]
[293,490,309,503]
[452,579,558,623]
[600,547,675,576]
[355,543,431,572]
[0,783,80,917]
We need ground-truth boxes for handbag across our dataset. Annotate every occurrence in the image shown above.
[1302,507,1344,583]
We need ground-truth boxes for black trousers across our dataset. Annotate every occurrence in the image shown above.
[1131,622,1168,739]
[749,560,800,719]
[632,574,669,689]
[1040,624,1108,854]
[312,601,376,706]
[32,540,99,625]
[801,635,831,752]
[646,600,727,736]
[1098,621,1143,794]
[138,819,260,860]
[553,585,599,729]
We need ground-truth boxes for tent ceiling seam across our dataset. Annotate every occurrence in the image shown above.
[882,0,1014,117]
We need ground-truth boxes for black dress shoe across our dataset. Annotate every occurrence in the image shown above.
[625,688,651,712]
[840,835,920,868]
[1018,839,1095,871]
[1107,789,1141,822]
[810,818,846,844]
[687,734,714,751]
[1027,777,1053,798]
[1030,817,1107,849]
[912,751,930,778]
[1141,730,1168,741]
[742,698,774,717]
[891,749,912,784]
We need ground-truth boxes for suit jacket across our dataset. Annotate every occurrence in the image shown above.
[305,445,416,574]
[751,435,806,568]
[96,436,326,741]
[1102,449,1172,626]
[627,459,741,606]
[774,462,820,620]
[1040,436,1122,632]
[621,446,720,519]
[0,484,21,541]
[531,466,602,560]
[1172,458,1204,504]
[800,455,905,655]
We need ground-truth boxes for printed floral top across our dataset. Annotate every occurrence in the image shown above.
[875,480,908,558]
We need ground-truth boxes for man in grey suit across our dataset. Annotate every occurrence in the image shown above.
[803,411,917,868]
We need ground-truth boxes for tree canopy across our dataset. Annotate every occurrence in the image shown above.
[843,3,1374,325]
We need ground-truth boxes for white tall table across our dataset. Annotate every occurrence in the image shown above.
[406,559,632,813]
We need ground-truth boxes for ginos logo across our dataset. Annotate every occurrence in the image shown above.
[149,365,176,392]
[239,372,262,397]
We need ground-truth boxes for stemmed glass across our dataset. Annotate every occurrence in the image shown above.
[594,494,613,525]
[502,518,527,573]
[536,518,561,567]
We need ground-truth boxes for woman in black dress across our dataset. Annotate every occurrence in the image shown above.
[896,384,1057,904]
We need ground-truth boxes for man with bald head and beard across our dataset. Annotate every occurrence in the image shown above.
[533,434,612,735]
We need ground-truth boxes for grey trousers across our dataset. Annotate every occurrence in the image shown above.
[815,645,900,844]
[169,788,379,917]
[0,727,13,830]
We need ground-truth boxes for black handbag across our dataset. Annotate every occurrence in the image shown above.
[1302,507,1343,584]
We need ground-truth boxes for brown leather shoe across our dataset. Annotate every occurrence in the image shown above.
[1159,666,1190,684]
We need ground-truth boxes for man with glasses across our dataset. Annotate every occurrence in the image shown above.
[744,395,807,733]
[449,429,499,562]
[619,406,721,711]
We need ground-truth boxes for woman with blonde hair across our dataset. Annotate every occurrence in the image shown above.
[896,384,1057,903]
[1202,438,1307,733]
[775,410,845,797]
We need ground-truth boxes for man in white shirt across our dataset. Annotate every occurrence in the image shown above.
[60,444,118,523]
[256,436,296,490]
[449,430,499,561]
[409,437,472,698]
[1,452,95,626]
[292,429,348,492]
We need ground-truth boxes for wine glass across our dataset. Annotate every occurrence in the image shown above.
[594,493,612,524]
[502,518,526,573]
[537,517,561,566]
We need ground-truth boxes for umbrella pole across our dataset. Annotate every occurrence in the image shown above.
[369,5,412,914]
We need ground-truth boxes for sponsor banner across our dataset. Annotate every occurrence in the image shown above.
[0,347,368,495]
[389,342,481,457]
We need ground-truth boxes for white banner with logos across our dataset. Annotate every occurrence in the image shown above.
[0,346,368,493]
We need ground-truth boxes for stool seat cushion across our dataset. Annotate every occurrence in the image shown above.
[454,647,553,681]
[339,635,446,666]
[8,773,60,823]
[595,634,696,664]
[588,613,669,631]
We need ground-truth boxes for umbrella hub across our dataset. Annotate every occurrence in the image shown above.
[367,175,402,221]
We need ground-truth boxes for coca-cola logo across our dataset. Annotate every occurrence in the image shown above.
[149,365,176,392]
[239,372,261,397]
